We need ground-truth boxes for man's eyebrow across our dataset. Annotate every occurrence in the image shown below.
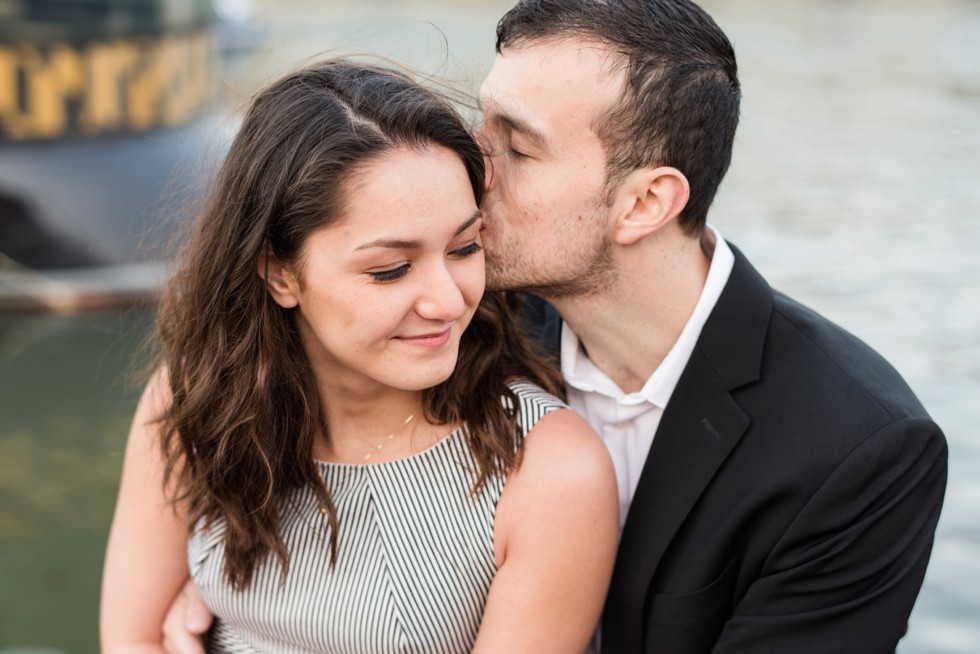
[499,114,549,149]
[483,101,549,150]
[355,211,482,251]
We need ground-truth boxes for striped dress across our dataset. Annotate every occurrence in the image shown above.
[188,381,565,653]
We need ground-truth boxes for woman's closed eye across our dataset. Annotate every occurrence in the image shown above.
[450,242,483,258]
[368,241,480,283]
[368,264,410,283]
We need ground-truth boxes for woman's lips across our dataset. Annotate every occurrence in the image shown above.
[397,329,452,349]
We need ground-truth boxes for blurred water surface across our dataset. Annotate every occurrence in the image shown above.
[1,0,977,652]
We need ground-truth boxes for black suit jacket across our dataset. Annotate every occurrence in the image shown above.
[526,244,947,654]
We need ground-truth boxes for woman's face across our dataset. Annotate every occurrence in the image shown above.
[266,144,485,397]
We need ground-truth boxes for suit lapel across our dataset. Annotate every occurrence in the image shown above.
[602,350,749,648]
[602,245,774,651]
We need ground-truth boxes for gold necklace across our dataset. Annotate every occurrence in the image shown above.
[318,411,418,514]
[352,412,416,462]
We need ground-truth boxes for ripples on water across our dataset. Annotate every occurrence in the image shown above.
[712,4,980,651]
[1,1,977,652]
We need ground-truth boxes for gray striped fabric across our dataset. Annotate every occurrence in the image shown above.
[188,381,565,653]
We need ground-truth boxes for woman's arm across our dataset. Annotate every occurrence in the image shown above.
[474,408,619,653]
[100,370,192,652]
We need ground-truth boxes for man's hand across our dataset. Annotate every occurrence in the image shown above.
[162,580,212,654]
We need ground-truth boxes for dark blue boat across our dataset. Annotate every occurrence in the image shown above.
[0,0,256,310]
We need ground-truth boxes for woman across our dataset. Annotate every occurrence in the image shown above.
[100,59,618,653]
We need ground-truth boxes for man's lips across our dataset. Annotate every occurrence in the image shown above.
[396,329,452,349]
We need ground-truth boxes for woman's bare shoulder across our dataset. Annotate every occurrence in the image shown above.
[517,407,615,492]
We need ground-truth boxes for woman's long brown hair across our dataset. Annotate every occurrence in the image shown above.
[155,60,563,591]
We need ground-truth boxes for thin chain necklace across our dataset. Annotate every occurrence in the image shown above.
[318,411,417,515]
[352,412,416,462]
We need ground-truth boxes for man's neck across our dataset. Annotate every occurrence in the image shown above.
[548,231,712,393]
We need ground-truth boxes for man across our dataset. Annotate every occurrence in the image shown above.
[164,1,946,652]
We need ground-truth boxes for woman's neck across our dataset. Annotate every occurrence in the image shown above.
[315,386,444,464]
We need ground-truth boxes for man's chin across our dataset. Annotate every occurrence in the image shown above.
[484,269,517,293]
[484,251,532,291]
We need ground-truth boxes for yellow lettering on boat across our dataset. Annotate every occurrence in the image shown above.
[0,31,213,141]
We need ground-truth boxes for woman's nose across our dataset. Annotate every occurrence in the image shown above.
[415,265,466,322]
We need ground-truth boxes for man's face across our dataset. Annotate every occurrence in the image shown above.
[478,38,626,297]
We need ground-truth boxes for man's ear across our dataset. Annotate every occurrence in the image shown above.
[257,244,300,309]
[612,166,690,245]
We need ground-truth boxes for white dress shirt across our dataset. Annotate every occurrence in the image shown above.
[562,227,735,533]
[572,228,734,654]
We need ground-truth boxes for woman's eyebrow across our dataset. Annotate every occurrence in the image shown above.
[355,210,482,251]
[453,210,483,237]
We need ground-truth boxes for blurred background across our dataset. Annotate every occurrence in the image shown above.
[1,0,977,652]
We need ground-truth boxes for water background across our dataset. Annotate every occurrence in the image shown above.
[1,0,978,651]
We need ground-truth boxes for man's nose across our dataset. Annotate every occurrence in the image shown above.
[484,158,495,192]
[473,126,496,193]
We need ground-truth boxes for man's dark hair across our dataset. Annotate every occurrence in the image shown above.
[496,0,740,234]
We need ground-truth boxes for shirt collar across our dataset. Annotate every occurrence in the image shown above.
[561,225,735,408]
